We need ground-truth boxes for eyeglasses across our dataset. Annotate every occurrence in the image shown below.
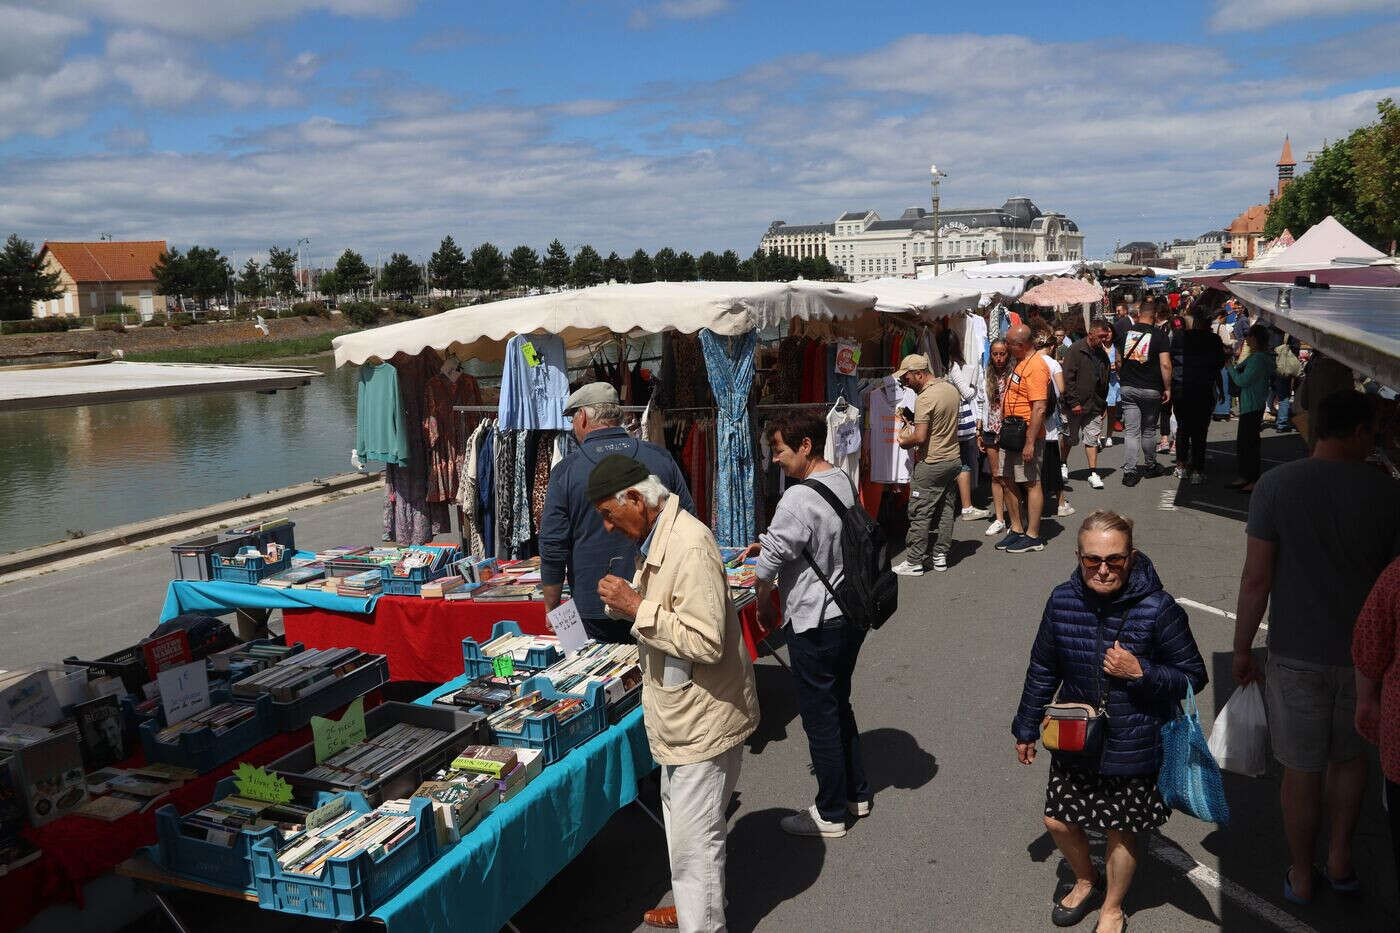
[1078,552,1129,571]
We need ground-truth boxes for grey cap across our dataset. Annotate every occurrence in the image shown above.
[563,381,619,415]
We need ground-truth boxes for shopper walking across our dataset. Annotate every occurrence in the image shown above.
[1353,555,1400,903]
[592,455,760,933]
[1227,325,1274,493]
[1060,318,1112,490]
[1037,330,1073,518]
[894,354,962,574]
[936,325,989,522]
[1014,510,1207,933]
[995,325,1049,553]
[1211,308,1235,421]
[1171,312,1227,484]
[1117,299,1172,487]
[745,410,871,838]
[1233,389,1400,906]
[977,339,1014,537]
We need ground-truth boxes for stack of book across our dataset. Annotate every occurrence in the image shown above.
[260,563,326,589]
[268,798,418,877]
[179,795,313,847]
[419,575,469,599]
[432,673,531,712]
[410,773,496,842]
[152,701,259,745]
[479,632,558,663]
[232,648,371,703]
[486,692,584,736]
[78,763,195,819]
[209,641,301,675]
[468,581,540,602]
[333,570,383,598]
[541,643,641,703]
[449,744,517,779]
[299,723,442,788]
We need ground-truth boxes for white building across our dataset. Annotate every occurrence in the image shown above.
[762,197,1084,281]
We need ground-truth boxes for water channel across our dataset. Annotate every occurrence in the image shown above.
[0,355,364,554]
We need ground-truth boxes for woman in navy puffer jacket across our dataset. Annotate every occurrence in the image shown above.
[1013,510,1206,933]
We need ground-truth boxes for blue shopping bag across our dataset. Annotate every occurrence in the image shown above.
[1158,685,1230,824]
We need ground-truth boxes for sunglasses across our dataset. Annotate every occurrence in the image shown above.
[1078,552,1129,571]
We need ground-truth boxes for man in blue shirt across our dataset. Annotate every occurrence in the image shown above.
[539,383,695,642]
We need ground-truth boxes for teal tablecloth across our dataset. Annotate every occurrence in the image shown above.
[159,579,379,623]
[369,675,656,932]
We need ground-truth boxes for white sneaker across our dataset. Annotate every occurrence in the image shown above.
[780,805,847,838]
[1060,463,1069,481]
[893,562,927,577]
[985,519,1007,536]
[1100,437,1115,447]
[1057,502,1076,517]
[1088,472,1104,489]
[958,506,989,521]
[931,553,948,572]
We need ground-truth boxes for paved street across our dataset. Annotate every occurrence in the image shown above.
[9,418,1398,932]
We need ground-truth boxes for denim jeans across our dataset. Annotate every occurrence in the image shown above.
[1214,369,1232,417]
[786,618,869,823]
[1119,385,1162,474]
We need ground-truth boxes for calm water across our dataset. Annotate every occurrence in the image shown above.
[0,355,365,554]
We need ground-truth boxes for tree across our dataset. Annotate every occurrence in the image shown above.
[318,269,341,300]
[541,239,571,288]
[0,234,63,320]
[717,249,741,280]
[152,247,191,308]
[1264,127,1380,246]
[697,250,720,281]
[266,246,298,298]
[674,250,697,281]
[602,250,628,283]
[379,252,421,297]
[507,245,539,289]
[237,258,263,300]
[627,248,654,284]
[652,247,679,281]
[334,249,373,297]
[570,244,604,288]
[428,235,469,295]
[469,242,509,292]
[184,246,232,309]
[736,248,768,282]
[766,251,800,281]
[1353,97,1400,251]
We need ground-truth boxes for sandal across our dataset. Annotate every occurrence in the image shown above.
[1283,867,1313,906]
[1323,867,1362,896]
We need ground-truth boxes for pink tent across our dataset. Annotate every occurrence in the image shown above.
[1018,277,1105,307]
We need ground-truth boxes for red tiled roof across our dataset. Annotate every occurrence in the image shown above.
[1227,205,1269,235]
[41,240,167,284]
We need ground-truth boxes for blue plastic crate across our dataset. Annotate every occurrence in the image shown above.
[269,654,389,732]
[211,551,293,585]
[250,793,439,921]
[379,546,460,596]
[461,620,562,679]
[150,777,286,892]
[489,675,608,765]
[140,692,275,774]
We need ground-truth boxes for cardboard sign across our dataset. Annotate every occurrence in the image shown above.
[311,697,366,763]
[232,762,293,804]
[306,795,350,831]
[157,660,210,727]
[835,340,860,376]
[547,600,588,655]
[492,655,515,678]
[142,631,192,679]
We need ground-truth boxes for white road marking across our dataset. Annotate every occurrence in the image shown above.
[1146,838,1320,933]
[1177,598,1235,621]
[1158,489,1177,511]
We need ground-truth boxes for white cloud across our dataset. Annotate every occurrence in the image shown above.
[56,0,413,40]
[1210,0,1397,31]
[628,0,731,30]
[0,4,87,79]
[284,51,322,81]
[0,58,103,141]
[104,31,301,109]
[100,126,150,149]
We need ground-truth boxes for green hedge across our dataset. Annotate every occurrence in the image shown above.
[1,317,72,334]
[139,318,165,328]
[105,303,136,316]
[339,301,383,327]
[96,320,126,333]
[292,300,329,317]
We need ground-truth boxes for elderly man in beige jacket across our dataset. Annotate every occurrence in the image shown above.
[591,453,760,933]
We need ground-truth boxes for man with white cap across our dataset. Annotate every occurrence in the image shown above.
[539,382,695,642]
[893,353,962,575]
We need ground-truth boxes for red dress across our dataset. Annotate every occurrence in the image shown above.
[1353,556,1400,783]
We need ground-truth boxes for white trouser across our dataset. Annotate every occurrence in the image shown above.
[660,744,743,933]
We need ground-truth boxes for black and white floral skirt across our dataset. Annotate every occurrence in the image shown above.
[1044,758,1171,832]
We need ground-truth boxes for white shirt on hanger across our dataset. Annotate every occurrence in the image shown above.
[824,402,862,485]
[866,376,914,484]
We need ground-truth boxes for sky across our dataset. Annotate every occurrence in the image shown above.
[1,0,1398,267]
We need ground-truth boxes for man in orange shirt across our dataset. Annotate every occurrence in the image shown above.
[996,324,1049,553]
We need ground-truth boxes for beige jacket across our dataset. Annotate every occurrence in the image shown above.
[630,494,760,765]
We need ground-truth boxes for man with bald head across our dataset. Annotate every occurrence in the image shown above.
[992,324,1049,553]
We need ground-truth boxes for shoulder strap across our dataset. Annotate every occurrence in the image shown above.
[800,476,847,519]
[798,477,855,616]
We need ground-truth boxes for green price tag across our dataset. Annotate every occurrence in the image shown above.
[311,697,367,763]
[492,655,515,677]
[232,762,293,804]
[520,340,541,367]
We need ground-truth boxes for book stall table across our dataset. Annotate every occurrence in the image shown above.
[0,693,379,933]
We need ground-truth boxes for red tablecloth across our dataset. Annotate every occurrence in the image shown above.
[284,596,773,684]
[1,692,379,933]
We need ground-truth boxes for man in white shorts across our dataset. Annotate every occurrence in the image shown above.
[1060,319,1113,490]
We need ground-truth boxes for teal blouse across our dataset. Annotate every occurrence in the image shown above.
[1231,351,1274,415]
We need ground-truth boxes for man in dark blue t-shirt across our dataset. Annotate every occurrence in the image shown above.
[539,383,694,642]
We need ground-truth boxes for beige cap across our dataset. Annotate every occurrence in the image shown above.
[563,381,619,415]
[892,353,930,380]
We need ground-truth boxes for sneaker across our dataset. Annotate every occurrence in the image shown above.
[1189,470,1205,486]
[1060,463,1069,481]
[1141,462,1165,479]
[931,553,948,572]
[1088,472,1104,489]
[1057,502,1075,517]
[847,798,872,818]
[1122,470,1141,487]
[984,519,1007,536]
[958,506,989,521]
[893,562,927,577]
[1173,465,1187,479]
[1007,534,1045,553]
[1100,437,1115,447]
[995,532,1023,551]
[781,805,847,838]
[890,560,914,573]
[1156,440,1172,454]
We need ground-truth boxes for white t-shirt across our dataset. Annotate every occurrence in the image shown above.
[866,377,914,483]
[824,404,862,484]
[1042,355,1063,442]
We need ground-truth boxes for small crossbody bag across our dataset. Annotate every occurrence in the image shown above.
[1040,614,1125,758]
[996,357,1037,451]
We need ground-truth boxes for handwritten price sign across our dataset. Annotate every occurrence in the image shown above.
[232,762,293,804]
[311,697,367,763]
[157,660,211,727]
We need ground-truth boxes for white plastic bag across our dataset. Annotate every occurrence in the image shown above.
[1207,682,1269,777]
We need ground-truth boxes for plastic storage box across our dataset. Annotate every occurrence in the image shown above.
[139,691,275,774]
[265,654,390,733]
[489,675,608,765]
[151,776,288,891]
[222,520,296,555]
[211,551,293,585]
[171,531,258,581]
[64,645,149,695]
[460,620,562,679]
[267,701,485,807]
[249,793,438,921]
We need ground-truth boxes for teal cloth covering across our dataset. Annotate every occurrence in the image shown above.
[160,579,378,622]
[356,362,410,466]
[369,677,656,931]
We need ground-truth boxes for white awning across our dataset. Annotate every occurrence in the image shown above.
[960,260,1086,279]
[859,277,983,317]
[333,280,877,367]
[1248,216,1384,270]
[915,268,1027,301]
[0,361,321,413]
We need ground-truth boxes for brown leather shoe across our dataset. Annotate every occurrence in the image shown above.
[643,906,678,928]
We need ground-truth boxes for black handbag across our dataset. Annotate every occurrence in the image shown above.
[998,415,1028,451]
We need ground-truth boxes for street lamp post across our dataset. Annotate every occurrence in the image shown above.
[296,237,310,299]
[930,164,947,275]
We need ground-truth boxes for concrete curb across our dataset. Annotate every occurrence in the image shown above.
[0,471,382,575]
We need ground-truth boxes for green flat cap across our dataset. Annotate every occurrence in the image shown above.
[587,453,650,503]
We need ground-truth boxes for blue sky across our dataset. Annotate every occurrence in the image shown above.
[1,0,1398,266]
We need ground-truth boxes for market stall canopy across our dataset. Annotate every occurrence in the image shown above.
[333,280,877,367]
[1098,262,1153,277]
[0,360,320,413]
[1227,281,1400,389]
[1018,277,1106,307]
[1249,216,1385,270]
[916,269,1027,301]
[860,277,983,318]
[960,260,1086,279]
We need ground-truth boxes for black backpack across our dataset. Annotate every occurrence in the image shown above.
[799,478,898,631]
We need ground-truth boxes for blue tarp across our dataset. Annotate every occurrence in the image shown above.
[160,579,378,622]
[1207,259,1243,269]
[367,677,655,931]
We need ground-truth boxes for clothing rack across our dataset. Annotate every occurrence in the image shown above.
[451,405,651,413]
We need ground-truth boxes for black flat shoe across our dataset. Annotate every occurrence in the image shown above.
[1051,881,1104,927]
